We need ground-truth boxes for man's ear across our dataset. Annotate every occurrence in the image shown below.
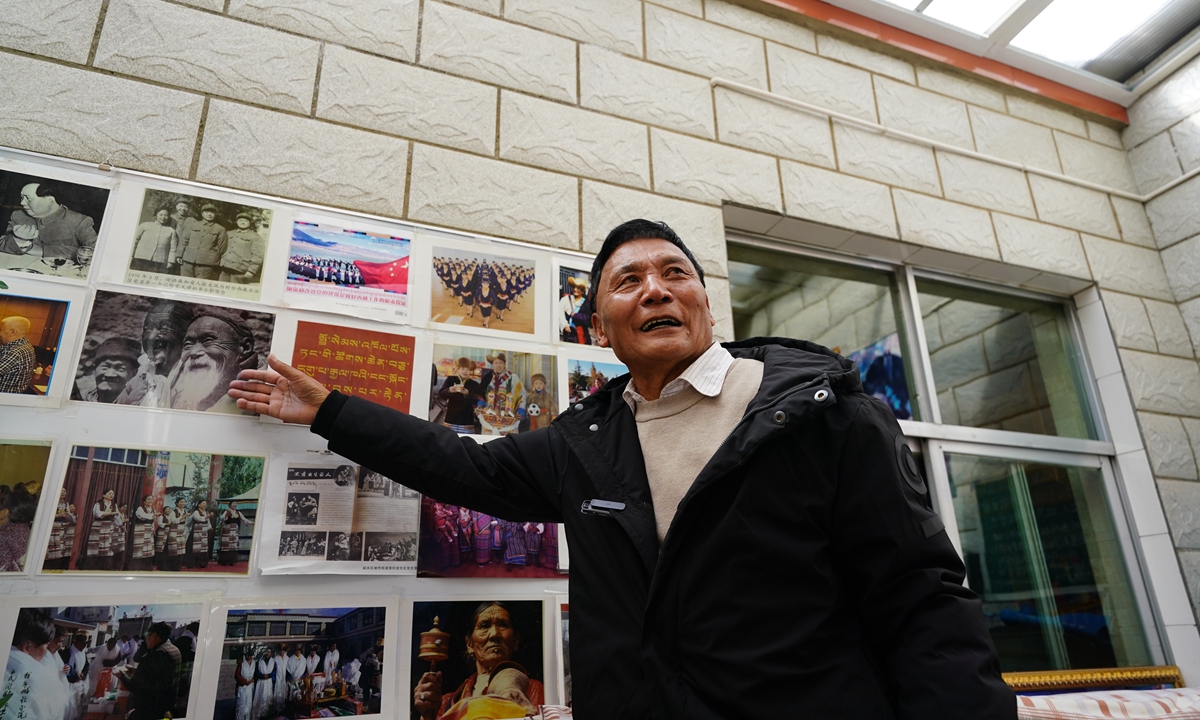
[591,310,609,348]
[707,292,715,328]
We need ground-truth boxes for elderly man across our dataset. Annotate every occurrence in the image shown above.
[116,622,181,720]
[229,219,1015,720]
[175,203,227,280]
[0,182,97,263]
[169,308,258,413]
[74,337,141,403]
[0,316,35,394]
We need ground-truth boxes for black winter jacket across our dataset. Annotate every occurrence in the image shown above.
[312,337,1016,720]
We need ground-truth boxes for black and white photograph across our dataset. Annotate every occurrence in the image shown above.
[557,265,596,345]
[284,493,319,526]
[325,532,362,562]
[363,532,416,563]
[1,601,204,720]
[357,470,416,500]
[0,168,110,281]
[125,189,274,302]
[430,247,536,335]
[277,531,326,558]
[72,290,275,415]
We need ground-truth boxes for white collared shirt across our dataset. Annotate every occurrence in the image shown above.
[622,342,734,412]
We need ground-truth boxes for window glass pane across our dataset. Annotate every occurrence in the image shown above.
[923,0,1019,35]
[917,279,1095,438]
[246,622,266,637]
[729,245,916,420]
[947,452,1149,671]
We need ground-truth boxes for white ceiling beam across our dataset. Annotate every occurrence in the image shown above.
[984,0,1056,48]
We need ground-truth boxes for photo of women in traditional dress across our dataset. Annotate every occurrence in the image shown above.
[213,607,386,720]
[0,441,51,573]
[0,169,109,281]
[73,291,275,415]
[285,220,411,317]
[557,266,597,345]
[41,446,263,574]
[2,603,203,720]
[430,248,536,335]
[410,601,544,720]
[428,346,555,437]
[416,497,562,579]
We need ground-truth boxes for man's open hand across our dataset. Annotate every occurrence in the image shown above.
[227,354,329,424]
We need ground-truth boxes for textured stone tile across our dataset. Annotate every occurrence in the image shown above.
[581,181,726,276]
[1129,133,1183,195]
[651,129,780,210]
[893,190,998,260]
[1119,349,1200,416]
[993,214,1088,278]
[969,106,1062,173]
[441,0,499,14]
[705,0,815,52]
[0,53,202,177]
[0,0,102,63]
[317,46,496,156]
[709,275,735,342]
[500,92,649,188]
[930,335,987,388]
[1007,96,1087,136]
[228,0,418,62]
[1100,291,1157,352]
[938,153,1035,218]
[408,143,578,249]
[714,87,835,167]
[646,0,701,16]
[1054,131,1138,193]
[954,364,1039,427]
[1163,236,1200,303]
[1112,196,1156,248]
[1087,120,1124,149]
[95,0,318,114]
[1125,54,1200,149]
[1186,418,1200,466]
[1171,115,1200,173]
[1177,550,1200,615]
[1082,234,1174,301]
[874,77,973,150]
[833,124,940,195]
[421,1,576,103]
[197,101,409,217]
[1028,175,1118,238]
[816,34,913,83]
[504,0,641,56]
[1142,414,1199,479]
[984,314,1037,371]
[580,45,714,138]
[174,0,222,8]
[780,161,896,239]
[1160,479,1200,547]
[915,67,1005,111]
[1147,178,1200,249]
[1183,298,1200,357]
[768,42,876,122]
[1145,299,1196,358]
[644,4,766,88]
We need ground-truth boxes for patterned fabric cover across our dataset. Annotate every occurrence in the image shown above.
[1017,688,1200,719]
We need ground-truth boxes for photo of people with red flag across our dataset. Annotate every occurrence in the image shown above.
[284,220,411,318]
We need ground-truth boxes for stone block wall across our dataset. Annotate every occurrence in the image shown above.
[4,0,1200,668]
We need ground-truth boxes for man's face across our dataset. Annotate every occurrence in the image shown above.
[145,633,162,650]
[175,203,189,216]
[94,356,135,401]
[172,316,244,410]
[492,358,506,374]
[19,184,55,218]
[591,238,713,374]
[466,605,518,674]
[143,322,184,376]
[0,320,22,344]
[201,210,216,222]
[236,217,250,229]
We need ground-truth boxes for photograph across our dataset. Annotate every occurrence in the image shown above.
[325,532,362,562]
[0,441,53,573]
[430,248,535,334]
[557,265,596,345]
[41,446,264,575]
[417,498,561,579]
[285,220,411,317]
[284,493,319,526]
[290,321,415,414]
[555,598,570,708]
[0,293,69,398]
[0,168,110,281]
[124,189,274,302]
[357,470,418,501]
[428,344,556,436]
[212,607,387,720]
[409,600,544,720]
[363,532,416,563]
[565,357,627,405]
[73,290,275,414]
[1,602,204,720]
[278,531,326,558]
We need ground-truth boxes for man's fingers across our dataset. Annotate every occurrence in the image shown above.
[268,353,309,383]
[229,378,277,395]
[227,386,274,406]
[237,367,282,385]
[234,397,272,415]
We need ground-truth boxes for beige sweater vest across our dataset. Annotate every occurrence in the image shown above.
[633,358,764,544]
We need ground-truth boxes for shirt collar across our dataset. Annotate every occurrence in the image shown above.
[622,342,734,411]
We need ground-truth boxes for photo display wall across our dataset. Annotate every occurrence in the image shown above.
[0,150,612,713]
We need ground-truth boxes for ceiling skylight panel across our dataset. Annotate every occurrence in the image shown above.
[922,0,1023,36]
[877,0,927,10]
[1011,0,1176,68]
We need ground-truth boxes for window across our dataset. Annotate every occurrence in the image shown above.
[727,237,1156,673]
[269,622,287,636]
[247,622,266,637]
